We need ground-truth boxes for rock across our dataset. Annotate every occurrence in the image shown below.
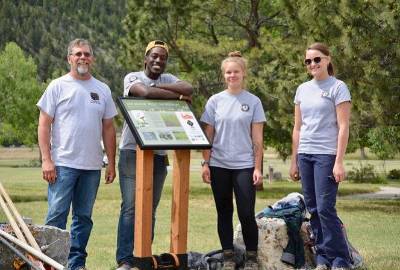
[0,223,70,269]
[272,172,282,180]
[234,218,315,270]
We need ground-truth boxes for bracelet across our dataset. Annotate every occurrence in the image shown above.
[201,160,210,167]
[179,94,183,100]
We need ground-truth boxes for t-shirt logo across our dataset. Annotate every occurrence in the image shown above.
[321,91,329,97]
[241,104,250,112]
[90,92,100,104]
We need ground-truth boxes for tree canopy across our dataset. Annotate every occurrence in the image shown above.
[0,0,399,160]
[120,0,400,159]
[0,42,43,146]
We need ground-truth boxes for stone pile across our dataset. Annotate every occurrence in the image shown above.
[0,223,69,270]
[234,218,316,270]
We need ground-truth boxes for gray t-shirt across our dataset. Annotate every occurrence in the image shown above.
[37,74,118,170]
[119,71,181,155]
[294,76,351,155]
[201,90,266,169]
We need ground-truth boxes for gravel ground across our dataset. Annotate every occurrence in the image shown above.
[342,186,400,200]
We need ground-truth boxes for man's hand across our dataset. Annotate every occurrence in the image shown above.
[42,159,56,184]
[105,164,116,184]
[180,95,192,104]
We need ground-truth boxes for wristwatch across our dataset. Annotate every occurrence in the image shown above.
[201,160,210,167]
[149,82,156,87]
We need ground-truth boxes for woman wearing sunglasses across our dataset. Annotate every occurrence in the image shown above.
[289,43,352,270]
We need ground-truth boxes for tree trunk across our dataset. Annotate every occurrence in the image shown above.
[360,147,367,160]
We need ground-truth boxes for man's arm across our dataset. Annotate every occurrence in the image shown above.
[102,118,116,184]
[156,81,193,96]
[38,111,56,183]
[129,81,193,100]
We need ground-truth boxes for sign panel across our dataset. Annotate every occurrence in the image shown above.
[117,97,212,150]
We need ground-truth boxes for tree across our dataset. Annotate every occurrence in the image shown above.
[0,0,127,96]
[0,42,44,146]
[121,0,400,160]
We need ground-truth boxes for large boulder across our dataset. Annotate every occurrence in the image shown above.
[234,218,315,270]
[0,223,69,269]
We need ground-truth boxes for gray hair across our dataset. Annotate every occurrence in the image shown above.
[67,38,93,56]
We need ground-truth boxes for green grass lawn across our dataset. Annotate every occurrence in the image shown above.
[0,148,399,269]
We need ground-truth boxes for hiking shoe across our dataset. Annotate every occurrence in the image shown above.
[243,251,258,270]
[315,265,329,270]
[223,260,236,270]
[222,249,236,270]
[332,267,350,270]
[116,262,132,270]
[243,260,258,270]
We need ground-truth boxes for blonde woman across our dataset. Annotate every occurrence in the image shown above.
[201,51,266,270]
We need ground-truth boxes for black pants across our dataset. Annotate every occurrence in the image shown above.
[210,166,258,251]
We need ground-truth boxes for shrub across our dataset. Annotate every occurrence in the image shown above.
[347,163,387,184]
[387,169,400,180]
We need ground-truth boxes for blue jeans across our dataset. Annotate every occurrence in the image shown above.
[297,154,351,268]
[116,149,167,265]
[45,166,100,270]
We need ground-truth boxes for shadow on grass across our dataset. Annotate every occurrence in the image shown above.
[164,181,379,200]
[338,200,400,214]
[8,195,47,203]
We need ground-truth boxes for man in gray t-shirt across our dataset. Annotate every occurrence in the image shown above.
[37,39,117,270]
[116,40,193,270]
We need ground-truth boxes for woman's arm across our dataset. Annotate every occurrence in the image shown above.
[333,101,351,182]
[251,122,264,185]
[290,105,302,181]
[201,124,214,184]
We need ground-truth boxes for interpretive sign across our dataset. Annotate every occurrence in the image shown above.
[117,97,212,150]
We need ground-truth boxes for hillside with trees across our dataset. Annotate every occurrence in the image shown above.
[0,0,126,91]
[1,0,399,160]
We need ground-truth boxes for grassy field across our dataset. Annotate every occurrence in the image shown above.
[0,147,400,269]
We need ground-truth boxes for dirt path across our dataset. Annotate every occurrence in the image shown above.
[343,186,400,200]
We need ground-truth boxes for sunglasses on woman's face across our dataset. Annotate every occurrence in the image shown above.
[304,56,327,65]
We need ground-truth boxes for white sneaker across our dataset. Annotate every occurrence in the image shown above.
[315,265,329,270]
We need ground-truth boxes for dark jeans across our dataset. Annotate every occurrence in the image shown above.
[116,149,167,265]
[210,166,258,251]
[297,154,351,268]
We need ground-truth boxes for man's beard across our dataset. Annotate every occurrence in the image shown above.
[77,65,89,75]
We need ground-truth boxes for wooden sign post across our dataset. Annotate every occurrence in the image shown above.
[170,149,191,254]
[134,147,154,258]
[116,98,211,269]
[133,148,191,269]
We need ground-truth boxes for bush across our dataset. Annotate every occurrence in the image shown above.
[387,169,400,180]
[0,123,23,146]
[347,163,387,184]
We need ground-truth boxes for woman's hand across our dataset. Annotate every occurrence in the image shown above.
[333,161,346,183]
[202,165,211,184]
[253,168,263,185]
[289,161,300,181]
